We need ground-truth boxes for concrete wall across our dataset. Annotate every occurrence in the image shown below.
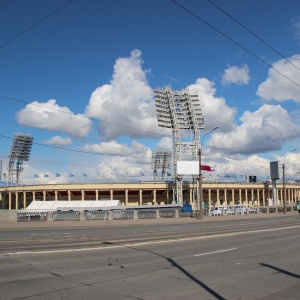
[0,210,17,222]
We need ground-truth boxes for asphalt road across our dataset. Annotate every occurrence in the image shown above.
[0,215,300,299]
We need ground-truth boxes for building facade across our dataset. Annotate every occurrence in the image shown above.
[0,181,299,210]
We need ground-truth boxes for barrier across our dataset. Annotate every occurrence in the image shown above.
[159,210,176,218]
[17,211,48,222]
[52,211,80,221]
[84,211,109,220]
[112,210,134,220]
[137,210,156,219]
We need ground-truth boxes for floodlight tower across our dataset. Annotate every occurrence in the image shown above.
[151,150,172,180]
[8,133,34,185]
[154,86,205,204]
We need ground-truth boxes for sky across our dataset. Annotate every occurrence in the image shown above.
[1,0,300,185]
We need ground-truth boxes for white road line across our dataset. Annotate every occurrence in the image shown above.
[3,224,300,256]
[30,233,70,236]
[195,248,237,257]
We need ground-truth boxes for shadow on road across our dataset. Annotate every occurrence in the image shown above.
[127,245,226,300]
[260,263,300,279]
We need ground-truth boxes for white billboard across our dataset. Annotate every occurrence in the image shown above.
[177,161,199,175]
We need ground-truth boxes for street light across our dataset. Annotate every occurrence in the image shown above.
[199,126,219,220]
[283,148,297,214]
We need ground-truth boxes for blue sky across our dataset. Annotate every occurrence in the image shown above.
[1,0,300,184]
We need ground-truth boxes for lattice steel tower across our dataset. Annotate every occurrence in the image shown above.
[8,133,34,185]
[151,150,172,180]
[154,86,205,204]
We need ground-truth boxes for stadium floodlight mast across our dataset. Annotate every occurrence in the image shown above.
[154,86,205,205]
[282,148,297,214]
[151,150,172,181]
[8,133,34,185]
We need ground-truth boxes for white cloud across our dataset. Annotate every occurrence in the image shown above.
[291,17,300,40]
[188,78,237,133]
[156,137,173,151]
[221,65,250,86]
[85,49,162,140]
[257,54,300,101]
[208,104,300,154]
[17,99,92,137]
[44,136,72,146]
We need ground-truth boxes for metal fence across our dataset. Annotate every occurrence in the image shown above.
[112,210,134,220]
[84,211,109,220]
[17,211,48,222]
[159,210,176,218]
[137,210,156,219]
[52,210,80,221]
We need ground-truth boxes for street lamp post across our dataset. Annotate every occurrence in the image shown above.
[199,126,218,220]
[283,148,297,214]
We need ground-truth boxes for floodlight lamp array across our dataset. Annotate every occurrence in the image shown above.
[154,87,205,130]
[9,133,34,161]
[151,150,172,169]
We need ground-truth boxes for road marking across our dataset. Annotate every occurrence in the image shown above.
[3,224,300,256]
[195,248,237,256]
[30,233,70,236]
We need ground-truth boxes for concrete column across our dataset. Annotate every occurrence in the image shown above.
[95,190,98,201]
[68,190,71,201]
[79,211,85,221]
[251,189,255,206]
[125,189,128,206]
[175,210,179,218]
[110,189,113,200]
[232,189,235,204]
[23,192,26,210]
[32,191,36,202]
[216,189,220,206]
[245,189,248,206]
[81,190,85,201]
[239,189,242,205]
[108,211,113,220]
[43,191,46,201]
[224,189,227,206]
[54,191,58,201]
[257,189,260,207]
[153,189,157,204]
[139,189,143,205]
[15,192,18,210]
[267,188,270,205]
[262,189,265,206]
[189,188,193,205]
[155,210,160,218]
[8,192,12,210]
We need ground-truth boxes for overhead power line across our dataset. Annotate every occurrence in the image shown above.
[208,0,300,72]
[0,0,11,12]
[170,0,300,88]
[0,94,165,137]
[0,0,76,50]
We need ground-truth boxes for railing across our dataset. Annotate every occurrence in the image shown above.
[52,210,80,221]
[159,210,175,218]
[84,211,109,220]
[137,210,156,219]
[112,210,134,220]
[17,211,48,222]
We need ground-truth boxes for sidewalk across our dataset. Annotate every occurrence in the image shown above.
[0,211,298,231]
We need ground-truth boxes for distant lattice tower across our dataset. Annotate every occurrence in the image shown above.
[154,86,205,204]
[151,150,172,180]
[8,133,34,185]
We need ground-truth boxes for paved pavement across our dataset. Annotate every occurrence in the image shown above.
[0,211,298,230]
[1,212,299,299]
